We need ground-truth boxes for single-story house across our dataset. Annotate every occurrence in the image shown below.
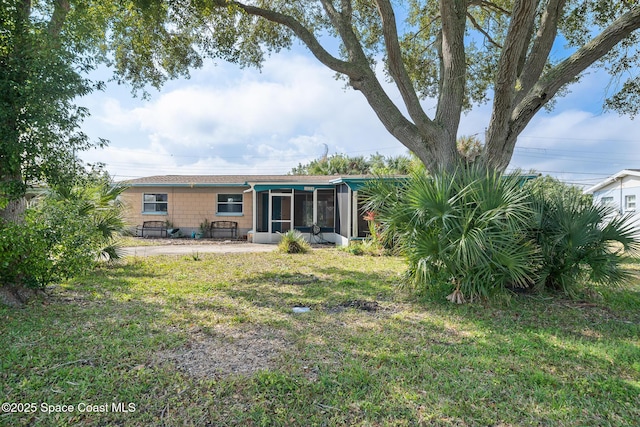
[584,169,640,215]
[119,175,397,245]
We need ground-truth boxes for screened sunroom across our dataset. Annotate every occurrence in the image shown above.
[249,183,337,243]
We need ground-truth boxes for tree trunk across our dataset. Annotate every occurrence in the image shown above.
[0,198,27,223]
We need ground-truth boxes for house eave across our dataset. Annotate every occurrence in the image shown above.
[584,169,640,194]
[126,183,250,188]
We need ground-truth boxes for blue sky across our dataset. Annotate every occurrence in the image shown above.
[77,47,640,189]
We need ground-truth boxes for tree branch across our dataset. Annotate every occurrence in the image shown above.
[375,0,433,131]
[466,12,502,48]
[228,1,358,77]
[516,0,567,104]
[484,0,537,163]
[406,14,442,44]
[502,6,640,170]
[228,1,434,164]
[47,0,70,38]
[435,0,467,138]
[319,0,362,63]
[467,0,511,17]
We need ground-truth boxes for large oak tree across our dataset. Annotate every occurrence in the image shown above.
[104,0,640,172]
[4,0,640,189]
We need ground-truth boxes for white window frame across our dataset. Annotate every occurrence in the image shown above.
[625,194,636,211]
[600,196,614,206]
[142,193,168,214]
[217,193,243,216]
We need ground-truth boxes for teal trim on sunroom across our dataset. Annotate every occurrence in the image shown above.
[330,176,406,191]
[253,184,335,192]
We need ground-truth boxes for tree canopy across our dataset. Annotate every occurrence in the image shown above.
[4,1,640,185]
[0,0,106,215]
[289,153,418,175]
[100,0,640,172]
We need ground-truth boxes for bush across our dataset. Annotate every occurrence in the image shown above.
[367,165,539,302]
[0,175,129,292]
[367,169,640,303]
[278,230,310,254]
[47,175,128,261]
[526,177,639,295]
[339,239,384,256]
[0,202,101,290]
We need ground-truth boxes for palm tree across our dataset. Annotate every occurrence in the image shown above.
[527,178,640,294]
[366,165,538,302]
[45,174,129,260]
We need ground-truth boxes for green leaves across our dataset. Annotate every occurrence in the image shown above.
[289,153,419,175]
[367,169,640,302]
[528,178,640,295]
[278,229,310,254]
[367,165,539,301]
[0,0,101,205]
[0,174,128,289]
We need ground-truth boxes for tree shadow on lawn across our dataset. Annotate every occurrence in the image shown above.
[4,260,639,425]
[353,304,640,423]
[234,265,402,310]
[415,296,640,397]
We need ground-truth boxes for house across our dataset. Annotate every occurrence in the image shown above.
[584,169,640,214]
[119,175,395,245]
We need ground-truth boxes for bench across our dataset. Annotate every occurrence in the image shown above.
[210,221,238,239]
[136,221,168,238]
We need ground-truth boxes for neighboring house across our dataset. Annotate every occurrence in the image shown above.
[584,169,640,215]
[119,175,395,245]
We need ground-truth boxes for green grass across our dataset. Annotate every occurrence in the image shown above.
[118,236,177,246]
[1,249,639,426]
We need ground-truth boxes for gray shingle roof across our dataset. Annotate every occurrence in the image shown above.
[119,174,374,187]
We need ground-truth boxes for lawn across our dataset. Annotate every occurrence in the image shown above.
[1,249,639,426]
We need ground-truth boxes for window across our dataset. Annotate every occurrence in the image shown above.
[625,195,636,211]
[143,193,168,213]
[217,194,243,215]
[601,196,614,206]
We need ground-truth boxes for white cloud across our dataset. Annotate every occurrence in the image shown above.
[80,53,409,178]
[79,51,640,186]
[509,110,640,186]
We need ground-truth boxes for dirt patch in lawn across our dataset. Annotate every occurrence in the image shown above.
[156,326,290,379]
[324,299,384,314]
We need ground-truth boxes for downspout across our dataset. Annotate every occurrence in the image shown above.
[347,187,353,240]
[620,177,623,215]
[247,185,256,239]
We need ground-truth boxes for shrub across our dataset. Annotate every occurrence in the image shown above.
[0,175,129,293]
[278,230,310,254]
[367,165,539,302]
[526,178,639,295]
[0,201,101,290]
[339,240,384,256]
[46,176,128,260]
[367,170,640,303]
[346,243,365,255]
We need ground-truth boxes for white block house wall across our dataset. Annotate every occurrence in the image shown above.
[585,169,640,215]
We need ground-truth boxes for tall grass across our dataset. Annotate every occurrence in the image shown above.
[277,230,310,254]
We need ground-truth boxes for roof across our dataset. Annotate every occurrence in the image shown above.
[119,174,383,188]
[584,169,640,194]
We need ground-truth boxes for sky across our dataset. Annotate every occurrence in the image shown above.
[77,45,640,190]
